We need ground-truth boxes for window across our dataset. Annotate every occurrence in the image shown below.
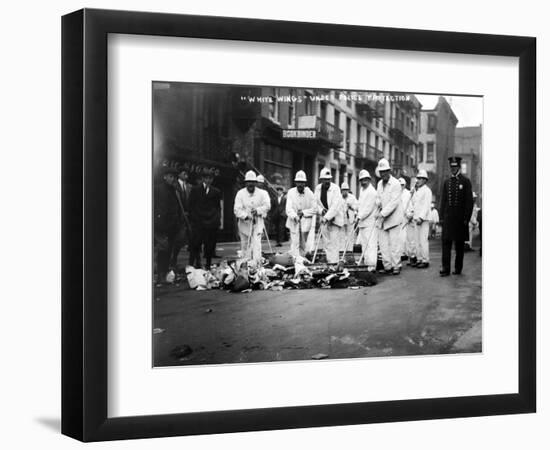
[427,142,435,163]
[288,89,296,127]
[418,142,424,163]
[269,88,280,123]
[304,96,314,115]
[334,110,341,130]
[345,117,351,152]
[427,114,436,133]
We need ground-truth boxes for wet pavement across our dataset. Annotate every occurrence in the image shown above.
[153,238,482,366]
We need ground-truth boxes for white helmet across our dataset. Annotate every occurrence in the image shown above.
[341,181,350,190]
[376,158,391,172]
[244,170,257,182]
[319,167,332,180]
[398,177,406,186]
[256,174,265,183]
[294,170,307,182]
[358,169,371,180]
[417,169,428,179]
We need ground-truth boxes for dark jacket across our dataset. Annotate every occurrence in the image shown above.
[440,174,474,241]
[271,193,287,220]
[189,184,222,229]
[154,181,183,234]
[174,179,192,213]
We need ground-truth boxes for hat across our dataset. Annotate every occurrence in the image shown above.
[319,168,332,180]
[201,167,215,177]
[160,165,178,176]
[244,170,257,182]
[358,169,371,180]
[417,169,428,179]
[376,158,391,172]
[448,156,462,167]
[341,182,350,190]
[398,177,406,186]
[257,174,265,183]
[294,170,307,182]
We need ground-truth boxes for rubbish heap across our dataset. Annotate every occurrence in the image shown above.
[184,251,377,292]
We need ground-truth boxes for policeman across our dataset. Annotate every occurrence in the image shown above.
[314,168,344,263]
[233,170,271,264]
[440,156,474,276]
[285,170,316,257]
[340,181,358,251]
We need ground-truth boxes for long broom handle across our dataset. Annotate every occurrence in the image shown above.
[312,221,324,264]
[340,221,359,262]
[262,221,273,254]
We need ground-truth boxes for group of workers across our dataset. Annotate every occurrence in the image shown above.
[235,155,475,277]
[154,154,476,284]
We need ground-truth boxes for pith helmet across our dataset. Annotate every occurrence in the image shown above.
[256,174,265,183]
[417,169,428,179]
[294,170,307,182]
[376,158,391,172]
[319,167,332,179]
[358,169,371,180]
[341,181,350,190]
[244,170,257,182]
[398,177,406,186]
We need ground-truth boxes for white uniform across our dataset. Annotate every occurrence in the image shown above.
[314,182,344,263]
[399,188,416,260]
[233,187,271,263]
[285,186,316,257]
[428,207,440,238]
[340,192,358,251]
[377,175,404,270]
[412,184,432,263]
[467,204,480,247]
[356,183,379,270]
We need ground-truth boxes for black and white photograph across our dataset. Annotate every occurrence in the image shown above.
[152,82,483,366]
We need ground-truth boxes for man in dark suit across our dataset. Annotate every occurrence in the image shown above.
[188,168,222,269]
[154,166,184,285]
[170,169,192,269]
[439,156,474,276]
[271,185,287,246]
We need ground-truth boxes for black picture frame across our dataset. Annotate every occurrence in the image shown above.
[62,8,536,442]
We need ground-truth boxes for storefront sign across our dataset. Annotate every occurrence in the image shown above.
[282,129,317,139]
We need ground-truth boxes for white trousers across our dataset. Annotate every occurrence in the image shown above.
[358,224,378,269]
[321,223,341,264]
[289,229,309,257]
[415,221,430,262]
[339,224,356,252]
[239,230,262,264]
[400,222,416,257]
[379,225,401,270]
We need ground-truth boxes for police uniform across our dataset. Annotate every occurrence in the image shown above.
[440,157,474,275]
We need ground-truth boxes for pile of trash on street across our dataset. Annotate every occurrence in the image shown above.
[184,251,377,293]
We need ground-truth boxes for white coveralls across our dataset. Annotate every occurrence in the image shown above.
[377,175,404,270]
[314,182,344,263]
[285,187,316,257]
[399,188,416,260]
[233,187,271,264]
[412,184,433,263]
[340,193,358,251]
[356,183,379,270]
[467,203,480,248]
